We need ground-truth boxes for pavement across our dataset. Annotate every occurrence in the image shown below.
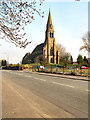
[24,70,89,81]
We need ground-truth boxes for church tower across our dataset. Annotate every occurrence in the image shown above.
[43,9,59,64]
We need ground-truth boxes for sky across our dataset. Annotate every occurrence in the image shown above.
[0,1,88,64]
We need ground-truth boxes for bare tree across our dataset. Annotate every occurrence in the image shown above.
[80,32,90,52]
[57,43,70,57]
[0,0,44,48]
[57,43,71,65]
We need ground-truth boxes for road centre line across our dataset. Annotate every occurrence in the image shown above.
[52,81,75,88]
[4,71,88,91]
[5,71,88,83]
[24,75,32,78]
[34,78,46,82]
[12,73,32,78]
[52,81,88,92]
[34,78,39,80]
[39,79,46,82]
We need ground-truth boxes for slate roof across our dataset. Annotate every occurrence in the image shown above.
[32,43,44,54]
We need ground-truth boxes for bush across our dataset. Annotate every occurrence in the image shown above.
[2,65,23,70]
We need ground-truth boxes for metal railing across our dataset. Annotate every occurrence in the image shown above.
[31,65,88,77]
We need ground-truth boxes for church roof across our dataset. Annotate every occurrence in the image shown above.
[32,43,44,54]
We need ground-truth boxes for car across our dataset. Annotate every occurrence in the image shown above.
[40,66,45,69]
[81,66,88,69]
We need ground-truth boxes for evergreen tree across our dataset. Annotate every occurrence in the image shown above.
[70,56,73,64]
[1,60,7,66]
[77,54,84,64]
[83,56,88,66]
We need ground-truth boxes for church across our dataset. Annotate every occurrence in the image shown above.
[22,10,59,64]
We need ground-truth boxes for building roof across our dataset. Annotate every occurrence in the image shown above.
[32,43,44,54]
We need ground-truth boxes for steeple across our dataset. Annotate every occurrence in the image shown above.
[46,9,53,30]
[43,9,59,64]
[45,9,54,42]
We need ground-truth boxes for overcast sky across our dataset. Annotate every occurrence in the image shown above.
[0,1,88,64]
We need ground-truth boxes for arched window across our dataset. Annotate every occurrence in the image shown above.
[50,32,52,38]
[52,33,53,38]
[50,47,53,56]
[50,32,54,38]
[56,51,58,64]
[51,58,53,63]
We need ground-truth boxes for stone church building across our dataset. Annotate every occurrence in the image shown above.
[22,10,59,64]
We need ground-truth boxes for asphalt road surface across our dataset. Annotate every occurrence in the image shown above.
[2,70,88,118]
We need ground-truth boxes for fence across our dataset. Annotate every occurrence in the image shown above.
[31,64,88,77]
[1,64,88,77]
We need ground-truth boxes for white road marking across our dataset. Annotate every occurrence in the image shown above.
[39,79,46,82]
[10,72,32,78]
[4,70,88,92]
[34,78,46,82]
[64,84,75,88]
[52,81,88,92]
[24,75,32,78]
[34,78,39,80]
[52,81,75,88]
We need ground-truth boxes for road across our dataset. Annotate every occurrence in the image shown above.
[2,70,88,118]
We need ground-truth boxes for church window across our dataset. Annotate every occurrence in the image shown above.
[52,33,53,38]
[50,32,54,38]
[56,51,58,64]
[50,47,53,56]
[51,58,53,63]
[50,32,52,38]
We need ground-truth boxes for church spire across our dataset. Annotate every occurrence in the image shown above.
[47,9,52,25]
[46,9,53,30]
